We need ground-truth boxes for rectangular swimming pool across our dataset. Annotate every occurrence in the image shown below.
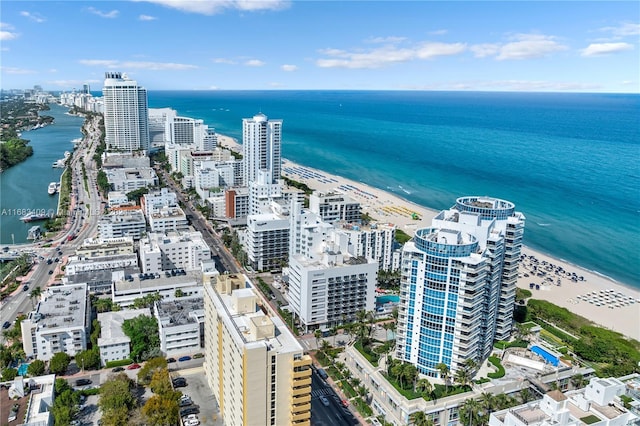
[530,345,559,366]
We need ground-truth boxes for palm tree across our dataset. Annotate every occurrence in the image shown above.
[479,392,496,414]
[455,368,472,389]
[436,363,451,393]
[402,363,418,391]
[459,398,481,426]
[409,410,430,426]
[519,388,533,404]
[29,286,42,308]
[416,378,433,396]
[314,329,322,349]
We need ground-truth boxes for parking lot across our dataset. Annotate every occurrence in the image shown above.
[75,393,100,425]
[172,366,222,426]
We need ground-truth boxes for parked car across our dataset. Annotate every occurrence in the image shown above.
[166,357,176,363]
[179,398,192,407]
[112,367,125,372]
[192,353,204,359]
[178,356,191,362]
[75,379,92,386]
[319,396,330,407]
[173,379,187,388]
[2,321,11,329]
[180,406,200,417]
[127,363,141,370]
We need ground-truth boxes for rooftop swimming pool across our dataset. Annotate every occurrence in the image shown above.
[531,345,559,367]
[376,295,400,305]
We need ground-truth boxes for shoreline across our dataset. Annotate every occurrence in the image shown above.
[216,134,640,341]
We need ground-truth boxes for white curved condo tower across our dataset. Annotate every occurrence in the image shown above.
[103,72,149,152]
[395,196,525,378]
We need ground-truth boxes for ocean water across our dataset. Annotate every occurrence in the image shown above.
[148,91,640,288]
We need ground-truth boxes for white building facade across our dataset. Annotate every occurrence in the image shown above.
[102,72,149,152]
[242,113,282,186]
[139,231,211,274]
[395,196,525,378]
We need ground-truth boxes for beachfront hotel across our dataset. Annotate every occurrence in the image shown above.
[203,273,312,426]
[102,72,149,152]
[395,196,525,378]
[242,113,282,186]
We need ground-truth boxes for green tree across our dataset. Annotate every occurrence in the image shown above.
[1,368,18,381]
[29,286,43,308]
[137,357,168,385]
[52,388,80,426]
[435,363,450,393]
[416,378,433,396]
[49,352,71,375]
[409,410,433,426]
[27,359,46,376]
[122,315,160,362]
[99,373,136,426]
[454,367,472,389]
[75,348,101,370]
[142,394,179,426]
[459,398,481,426]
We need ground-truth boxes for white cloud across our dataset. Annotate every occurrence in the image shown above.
[20,11,46,23]
[599,22,640,37]
[139,14,157,21]
[581,42,634,57]
[366,36,407,44]
[0,24,18,41]
[213,58,237,64]
[79,59,198,70]
[0,30,18,41]
[316,41,466,69]
[245,59,265,67]
[281,64,297,72]
[470,43,500,58]
[1,66,36,75]
[87,7,119,18]
[134,0,290,15]
[494,34,568,60]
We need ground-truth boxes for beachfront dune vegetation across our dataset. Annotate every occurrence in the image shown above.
[518,299,640,377]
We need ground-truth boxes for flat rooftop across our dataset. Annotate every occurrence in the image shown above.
[98,309,151,346]
[156,297,204,327]
[114,270,201,293]
[33,284,88,330]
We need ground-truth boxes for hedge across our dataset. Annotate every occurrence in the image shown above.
[105,359,133,368]
[487,356,505,379]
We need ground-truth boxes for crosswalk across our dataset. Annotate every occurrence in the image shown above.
[311,388,334,398]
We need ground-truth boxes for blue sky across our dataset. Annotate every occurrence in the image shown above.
[1,1,638,92]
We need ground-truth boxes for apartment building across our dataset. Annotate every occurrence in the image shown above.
[21,284,90,361]
[203,274,312,426]
[97,308,151,366]
[154,297,204,356]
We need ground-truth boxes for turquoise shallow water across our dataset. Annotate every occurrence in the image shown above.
[2,92,638,289]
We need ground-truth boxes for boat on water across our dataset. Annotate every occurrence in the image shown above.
[27,226,42,240]
[20,212,53,223]
[52,152,71,168]
[48,182,59,195]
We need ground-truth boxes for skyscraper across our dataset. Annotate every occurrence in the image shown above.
[102,72,149,152]
[395,196,525,378]
[242,113,282,186]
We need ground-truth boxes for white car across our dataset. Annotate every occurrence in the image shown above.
[183,418,199,426]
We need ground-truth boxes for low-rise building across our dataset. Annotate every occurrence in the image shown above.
[105,167,158,192]
[309,191,361,224]
[65,254,139,276]
[148,206,189,233]
[75,236,135,257]
[154,297,204,356]
[97,309,151,366]
[98,209,146,240]
[489,377,636,426]
[111,269,203,307]
[139,231,211,274]
[21,284,90,361]
[1,374,55,426]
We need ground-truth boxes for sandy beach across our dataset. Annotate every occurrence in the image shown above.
[218,135,640,341]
